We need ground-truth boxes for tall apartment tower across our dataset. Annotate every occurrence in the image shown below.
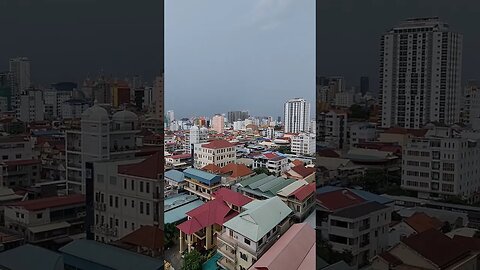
[153,73,164,121]
[9,57,31,96]
[379,17,463,129]
[284,98,310,133]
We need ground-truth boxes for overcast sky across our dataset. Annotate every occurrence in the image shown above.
[165,0,315,119]
[317,0,480,93]
[0,0,163,85]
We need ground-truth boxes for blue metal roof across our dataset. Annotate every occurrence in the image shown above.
[0,244,64,270]
[183,168,221,186]
[165,200,204,224]
[60,239,163,270]
[165,169,185,183]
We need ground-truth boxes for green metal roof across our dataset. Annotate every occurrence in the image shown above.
[224,197,292,242]
[248,175,276,189]
[239,173,268,187]
[268,179,296,196]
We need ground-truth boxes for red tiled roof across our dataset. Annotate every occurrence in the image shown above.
[291,159,304,167]
[263,152,279,159]
[3,159,41,166]
[452,235,480,251]
[118,152,163,179]
[8,194,85,211]
[177,198,238,235]
[118,225,163,250]
[404,212,443,233]
[292,182,315,201]
[219,163,253,178]
[213,188,252,207]
[401,229,471,269]
[316,189,365,211]
[202,164,221,173]
[169,153,191,159]
[379,252,403,267]
[202,140,234,149]
[291,165,315,178]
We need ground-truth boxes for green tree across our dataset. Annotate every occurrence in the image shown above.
[253,167,272,176]
[182,249,203,270]
[349,104,370,120]
[164,223,178,249]
[277,145,292,154]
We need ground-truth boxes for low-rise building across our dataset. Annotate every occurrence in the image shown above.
[183,168,222,201]
[0,159,41,188]
[217,196,292,270]
[194,140,236,169]
[277,181,315,222]
[252,152,289,176]
[4,194,86,247]
[290,133,315,155]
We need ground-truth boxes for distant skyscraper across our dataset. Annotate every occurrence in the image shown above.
[153,73,164,121]
[284,98,310,133]
[379,17,463,128]
[167,110,175,124]
[227,111,249,123]
[360,76,369,96]
[9,57,31,96]
[212,114,225,134]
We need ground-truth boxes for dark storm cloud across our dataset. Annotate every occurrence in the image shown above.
[317,0,480,92]
[0,0,163,84]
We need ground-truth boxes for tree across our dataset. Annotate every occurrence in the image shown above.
[349,104,370,120]
[277,145,292,154]
[164,223,178,249]
[182,249,204,270]
[253,167,272,176]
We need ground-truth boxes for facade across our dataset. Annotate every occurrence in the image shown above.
[335,92,354,107]
[65,105,139,194]
[61,99,90,119]
[183,168,222,201]
[9,57,31,97]
[4,194,85,247]
[401,126,480,201]
[44,87,73,120]
[277,181,316,222]
[463,82,480,130]
[17,89,45,123]
[317,110,348,149]
[91,153,163,243]
[212,114,225,134]
[317,189,392,268]
[193,140,236,169]
[189,125,208,151]
[290,132,316,155]
[217,197,292,270]
[379,17,463,128]
[153,74,164,119]
[227,111,249,123]
[284,98,310,133]
[252,152,289,176]
[349,122,377,146]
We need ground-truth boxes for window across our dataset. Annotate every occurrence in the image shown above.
[240,252,248,262]
[97,174,104,183]
[124,198,127,206]
[109,195,113,207]
[115,197,119,208]
[140,182,144,192]
[16,154,21,159]
[140,202,144,214]
[244,238,251,245]
[131,180,134,191]
[146,203,150,215]
[131,223,135,230]
[37,213,42,219]
[146,182,150,193]
[2,155,8,160]
[124,221,127,228]
[131,200,135,208]
[109,176,117,185]
[123,179,127,189]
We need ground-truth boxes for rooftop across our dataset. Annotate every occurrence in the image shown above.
[183,168,221,186]
[213,188,252,207]
[333,201,388,219]
[8,194,85,211]
[202,140,234,149]
[0,244,64,270]
[316,189,365,211]
[404,212,443,233]
[117,225,163,250]
[118,152,162,179]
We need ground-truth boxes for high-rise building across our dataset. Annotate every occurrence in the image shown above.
[360,76,369,96]
[379,17,463,128]
[317,110,347,149]
[227,111,248,123]
[17,88,44,123]
[463,81,480,130]
[212,114,224,134]
[153,74,164,121]
[284,98,310,133]
[0,72,13,112]
[9,57,31,96]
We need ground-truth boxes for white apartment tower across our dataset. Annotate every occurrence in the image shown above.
[284,98,310,133]
[380,17,463,129]
[66,105,139,194]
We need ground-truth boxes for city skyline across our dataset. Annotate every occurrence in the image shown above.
[317,0,480,93]
[165,0,315,118]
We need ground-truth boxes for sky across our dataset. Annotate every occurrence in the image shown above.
[0,0,163,84]
[317,0,480,93]
[165,0,315,119]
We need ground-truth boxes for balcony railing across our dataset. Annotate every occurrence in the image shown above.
[92,225,118,237]
[217,242,236,263]
[217,257,235,270]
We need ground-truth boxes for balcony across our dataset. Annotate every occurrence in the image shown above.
[217,257,235,270]
[93,225,118,237]
[359,224,370,232]
[217,242,236,263]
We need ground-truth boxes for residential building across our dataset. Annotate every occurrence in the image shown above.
[189,125,208,151]
[227,111,249,123]
[61,99,90,119]
[1,159,41,188]
[252,152,288,176]
[249,223,315,270]
[317,189,392,268]
[4,194,86,247]
[153,74,163,119]
[290,132,315,155]
[90,152,163,243]
[277,181,316,222]
[388,212,443,247]
[193,140,236,169]
[402,126,480,201]
[217,196,292,270]
[0,244,64,270]
[335,92,354,107]
[9,57,31,96]
[17,89,45,123]
[212,114,225,134]
[372,229,477,270]
[44,84,75,120]
[284,98,310,133]
[317,110,348,149]
[111,81,130,108]
[284,164,315,183]
[235,173,296,200]
[379,17,463,128]
[177,188,251,254]
[349,122,377,146]
[183,168,222,201]
[464,82,480,130]
[65,105,139,194]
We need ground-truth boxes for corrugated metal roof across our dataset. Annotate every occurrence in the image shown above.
[165,200,204,224]
[183,168,221,185]
[0,244,64,270]
[164,169,185,183]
